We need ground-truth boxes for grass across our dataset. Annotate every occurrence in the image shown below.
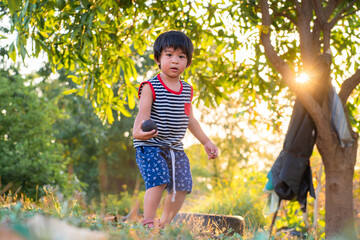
[0,167,321,239]
[6,166,359,239]
[0,187,274,240]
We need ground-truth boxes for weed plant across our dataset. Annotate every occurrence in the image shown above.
[0,186,271,239]
[5,165,357,239]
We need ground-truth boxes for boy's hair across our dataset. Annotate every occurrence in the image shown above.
[153,31,194,67]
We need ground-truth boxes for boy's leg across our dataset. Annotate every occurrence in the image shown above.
[143,184,167,221]
[158,150,192,227]
[135,147,171,225]
[159,190,187,227]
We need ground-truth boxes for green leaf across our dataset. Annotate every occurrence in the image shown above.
[56,0,66,10]
[19,43,27,61]
[126,87,135,110]
[120,107,132,118]
[62,89,79,95]
[79,0,90,9]
[106,105,114,124]
[8,42,16,62]
[8,0,22,14]
[96,5,105,15]
[67,75,81,84]
[57,63,64,70]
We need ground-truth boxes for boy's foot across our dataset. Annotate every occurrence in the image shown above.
[141,219,155,230]
[158,220,165,230]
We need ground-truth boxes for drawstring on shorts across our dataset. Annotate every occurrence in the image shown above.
[170,149,176,202]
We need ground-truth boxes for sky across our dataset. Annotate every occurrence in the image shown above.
[1,16,48,76]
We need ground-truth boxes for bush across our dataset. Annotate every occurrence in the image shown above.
[0,68,67,199]
[184,167,270,230]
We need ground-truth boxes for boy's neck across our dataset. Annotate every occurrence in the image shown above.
[159,72,180,82]
[159,73,181,92]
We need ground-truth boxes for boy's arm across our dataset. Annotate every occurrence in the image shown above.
[188,106,218,159]
[133,83,158,140]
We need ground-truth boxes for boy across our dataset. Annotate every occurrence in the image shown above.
[133,30,218,229]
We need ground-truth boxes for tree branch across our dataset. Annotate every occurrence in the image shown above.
[273,11,297,26]
[323,0,344,20]
[339,69,360,104]
[118,5,138,50]
[298,0,317,66]
[290,0,300,11]
[329,1,358,28]
[259,0,331,136]
[311,0,323,53]
[341,9,360,19]
[309,0,324,55]
[259,0,290,78]
[311,0,326,25]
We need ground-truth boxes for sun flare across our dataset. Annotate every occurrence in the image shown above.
[296,73,310,83]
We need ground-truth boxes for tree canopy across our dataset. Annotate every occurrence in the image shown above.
[2,0,359,127]
[1,0,286,124]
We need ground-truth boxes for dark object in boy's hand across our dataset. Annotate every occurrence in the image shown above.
[142,119,158,132]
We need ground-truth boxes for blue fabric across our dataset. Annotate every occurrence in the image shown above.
[264,171,274,192]
[135,146,193,193]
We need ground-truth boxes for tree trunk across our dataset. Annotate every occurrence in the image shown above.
[319,138,358,239]
[99,155,108,193]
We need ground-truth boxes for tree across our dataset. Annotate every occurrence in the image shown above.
[257,1,360,238]
[1,0,239,121]
[0,66,67,199]
[38,64,139,200]
[2,0,360,237]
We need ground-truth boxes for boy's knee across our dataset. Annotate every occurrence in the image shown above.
[154,184,167,190]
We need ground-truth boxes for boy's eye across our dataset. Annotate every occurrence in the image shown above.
[180,55,186,58]
[166,54,172,57]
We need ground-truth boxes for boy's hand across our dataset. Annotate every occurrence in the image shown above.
[133,120,158,140]
[204,141,218,159]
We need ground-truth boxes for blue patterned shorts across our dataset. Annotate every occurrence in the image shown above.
[135,146,193,193]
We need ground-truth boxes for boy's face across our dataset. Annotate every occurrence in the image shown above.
[155,47,190,80]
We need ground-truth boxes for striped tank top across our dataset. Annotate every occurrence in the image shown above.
[133,74,193,150]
